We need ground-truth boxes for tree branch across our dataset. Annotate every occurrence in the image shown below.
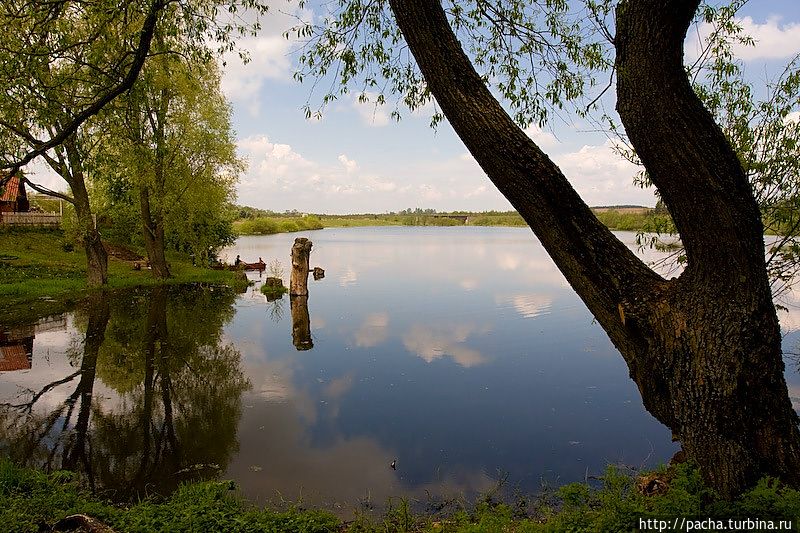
[0,0,169,181]
[21,176,75,204]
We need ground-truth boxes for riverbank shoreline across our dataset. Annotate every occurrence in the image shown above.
[2,460,798,532]
[232,209,667,236]
[0,227,242,322]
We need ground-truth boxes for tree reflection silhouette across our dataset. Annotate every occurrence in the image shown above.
[0,285,249,500]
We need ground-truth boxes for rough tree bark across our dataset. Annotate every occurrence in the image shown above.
[388,0,800,496]
[63,137,108,287]
[290,238,313,296]
[140,187,170,279]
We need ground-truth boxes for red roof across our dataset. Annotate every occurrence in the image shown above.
[0,345,31,371]
[1,175,21,202]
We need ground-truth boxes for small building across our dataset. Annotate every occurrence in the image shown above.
[0,174,29,214]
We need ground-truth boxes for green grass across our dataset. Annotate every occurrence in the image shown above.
[260,283,288,298]
[0,460,339,533]
[0,227,241,317]
[2,459,799,532]
[233,210,667,233]
[234,215,324,235]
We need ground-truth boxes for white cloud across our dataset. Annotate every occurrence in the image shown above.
[464,185,487,198]
[218,0,314,114]
[553,140,656,207]
[418,183,442,201]
[735,16,800,61]
[687,16,800,63]
[353,312,390,347]
[235,131,655,212]
[403,323,489,368]
[523,125,560,149]
[22,157,68,195]
[236,135,400,210]
[337,154,358,173]
[220,35,292,112]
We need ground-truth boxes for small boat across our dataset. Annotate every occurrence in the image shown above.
[240,261,266,271]
[210,260,265,271]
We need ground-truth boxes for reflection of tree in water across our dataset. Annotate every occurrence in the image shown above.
[0,285,249,500]
[291,295,313,351]
[267,297,284,323]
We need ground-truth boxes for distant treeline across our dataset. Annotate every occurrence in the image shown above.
[230,206,675,235]
[233,215,324,235]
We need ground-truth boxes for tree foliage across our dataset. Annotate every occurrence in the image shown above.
[0,0,268,180]
[93,52,243,263]
[291,0,613,126]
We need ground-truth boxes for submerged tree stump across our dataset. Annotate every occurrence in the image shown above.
[290,238,312,296]
[291,295,313,350]
[312,267,325,280]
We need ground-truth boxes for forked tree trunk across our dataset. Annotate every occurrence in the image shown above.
[388,0,800,496]
[613,0,800,494]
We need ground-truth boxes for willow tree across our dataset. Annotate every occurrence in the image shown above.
[95,53,242,279]
[296,0,800,496]
[0,1,163,284]
[0,0,266,284]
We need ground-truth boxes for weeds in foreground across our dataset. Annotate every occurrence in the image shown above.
[2,460,800,532]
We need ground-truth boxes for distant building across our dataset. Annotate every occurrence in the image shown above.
[0,174,29,214]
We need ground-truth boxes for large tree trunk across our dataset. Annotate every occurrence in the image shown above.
[64,139,108,286]
[613,0,800,495]
[139,187,170,279]
[388,0,800,496]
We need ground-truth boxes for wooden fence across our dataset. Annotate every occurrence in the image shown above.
[1,212,62,227]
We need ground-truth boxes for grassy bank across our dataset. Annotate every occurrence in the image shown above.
[0,227,242,315]
[2,460,798,532]
[233,210,667,235]
[233,215,324,235]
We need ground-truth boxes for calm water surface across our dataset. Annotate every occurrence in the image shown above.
[3,227,799,510]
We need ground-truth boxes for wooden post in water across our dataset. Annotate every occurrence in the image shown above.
[290,237,312,296]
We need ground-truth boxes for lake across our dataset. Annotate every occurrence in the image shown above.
[2,226,799,511]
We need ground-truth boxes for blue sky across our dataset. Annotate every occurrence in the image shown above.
[28,1,800,214]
